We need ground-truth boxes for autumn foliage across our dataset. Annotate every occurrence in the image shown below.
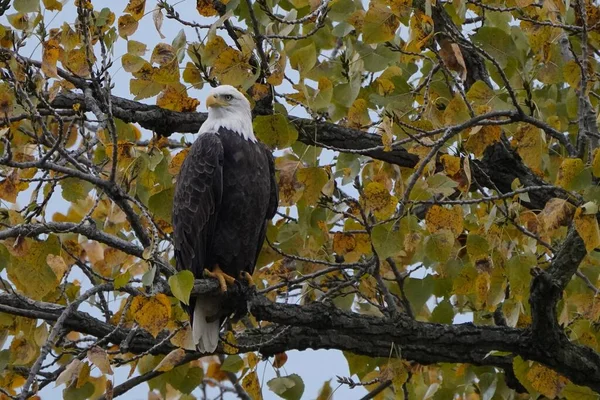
[1,0,600,399]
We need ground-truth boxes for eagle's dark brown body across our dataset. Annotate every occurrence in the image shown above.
[172,126,277,352]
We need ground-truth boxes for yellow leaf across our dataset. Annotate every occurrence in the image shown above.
[363,3,399,44]
[211,47,254,87]
[246,353,259,370]
[475,272,491,306]
[206,361,228,382]
[153,348,185,372]
[0,171,20,203]
[121,53,146,73]
[453,265,478,295]
[297,167,328,205]
[538,198,575,233]
[592,148,600,178]
[555,158,584,190]
[250,83,270,101]
[46,254,67,283]
[222,330,239,355]
[43,0,63,11]
[76,361,91,389]
[152,57,180,84]
[426,205,464,237]
[563,59,582,89]
[118,14,138,38]
[168,148,190,175]
[204,36,228,65]
[348,98,370,128]
[511,125,544,172]
[316,381,333,400]
[130,79,164,100]
[526,363,568,398]
[156,85,200,112]
[407,10,434,51]
[440,154,461,176]
[150,43,175,66]
[9,336,37,365]
[361,181,398,219]
[127,40,147,56]
[131,294,172,337]
[267,53,286,86]
[6,236,60,300]
[465,125,501,157]
[276,157,303,206]
[183,62,203,88]
[0,83,14,117]
[63,48,90,77]
[42,38,60,78]
[124,0,146,21]
[197,0,218,16]
[88,346,113,375]
[170,325,195,350]
[574,207,600,253]
[242,371,263,400]
[444,95,470,125]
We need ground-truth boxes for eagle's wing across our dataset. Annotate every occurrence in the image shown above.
[172,132,223,279]
[250,145,279,271]
[265,145,279,220]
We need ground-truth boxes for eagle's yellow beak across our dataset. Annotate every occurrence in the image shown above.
[206,94,226,108]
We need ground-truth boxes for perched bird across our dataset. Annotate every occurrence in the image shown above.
[172,85,278,353]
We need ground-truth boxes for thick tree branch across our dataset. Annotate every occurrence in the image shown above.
[49,92,419,168]
[3,278,600,391]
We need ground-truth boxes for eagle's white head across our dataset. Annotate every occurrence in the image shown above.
[198,85,256,142]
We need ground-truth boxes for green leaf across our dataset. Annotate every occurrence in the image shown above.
[404,276,434,313]
[430,299,454,324]
[478,373,498,400]
[221,355,243,373]
[60,178,93,203]
[512,356,540,397]
[562,382,600,400]
[253,114,298,149]
[466,234,489,261]
[267,374,305,400]
[466,80,494,105]
[114,270,131,289]
[0,349,9,372]
[371,224,403,259]
[472,27,518,68]
[343,352,378,379]
[148,187,174,222]
[14,0,40,13]
[168,270,194,305]
[424,230,454,263]
[289,43,316,77]
[63,381,95,400]
[168,365,204,394]
[426,174,459,197]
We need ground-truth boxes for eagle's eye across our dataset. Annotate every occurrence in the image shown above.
[223,94,233,101]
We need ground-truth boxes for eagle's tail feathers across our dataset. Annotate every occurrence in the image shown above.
[192,296,220,353]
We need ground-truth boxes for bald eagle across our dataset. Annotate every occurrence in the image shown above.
[172,85,278,353]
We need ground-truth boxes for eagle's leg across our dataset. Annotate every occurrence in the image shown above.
[240,271,255,287]
[204,265,236,292]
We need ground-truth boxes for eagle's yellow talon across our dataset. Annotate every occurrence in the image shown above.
[204,265,236,292]
[240,271,255,287]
